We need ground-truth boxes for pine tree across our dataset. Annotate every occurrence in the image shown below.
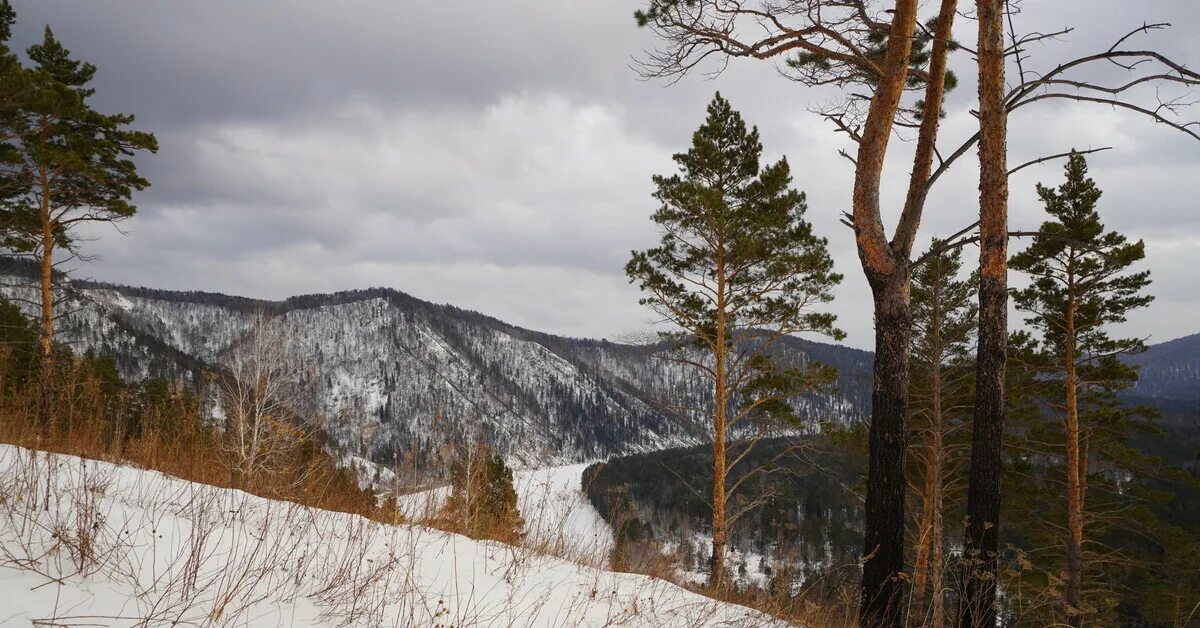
[0,1,26,233]
[1010,152,1153,626]
[626,93,842,589]
[0,296,36,390]
[907,241,976,627]
[0,22,157,422]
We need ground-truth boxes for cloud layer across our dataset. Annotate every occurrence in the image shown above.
[12,0,1200,348]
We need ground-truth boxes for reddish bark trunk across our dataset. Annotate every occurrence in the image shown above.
[38,173,55,425]
[710,245,729,590]
[854,3,921,626]
[960,0,1009,625]
[1064,302,1084,627]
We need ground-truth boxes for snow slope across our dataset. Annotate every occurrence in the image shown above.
[0,445,781,627]
[395,463,615,568]
[515,464,614,564]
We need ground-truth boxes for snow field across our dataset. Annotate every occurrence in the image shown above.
[394,463,614,568]
[0,445,784,627]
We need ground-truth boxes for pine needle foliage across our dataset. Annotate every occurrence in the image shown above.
[626,93,841,588]
[0,24,158,254]
[1003,152,1197,626]
[625,92,843,420]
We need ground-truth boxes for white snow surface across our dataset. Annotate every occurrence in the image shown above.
[394,463,615,567]
[0,446,782,627]
[515,464,614,563]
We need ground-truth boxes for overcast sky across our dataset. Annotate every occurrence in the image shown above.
[9,0,1199,349]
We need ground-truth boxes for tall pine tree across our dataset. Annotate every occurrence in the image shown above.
[1010,152,1153,626]
[907,241,976,627]
[626,93,842,589]
[0,22,157,422]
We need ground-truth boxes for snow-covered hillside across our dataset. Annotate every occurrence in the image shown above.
[395,463,616,567]
[0,258,873,464]
[0,445,784,627]
[1128,332,1200,402]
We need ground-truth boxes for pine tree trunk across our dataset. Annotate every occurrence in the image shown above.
[929,290,947,628]
[900,4,958,622]
[850,1,927,624]
[862,275,911,627]
[961,0,1009,624]
[912,366,942,623]
[37,179,55,426]
[913,282,947,626]
[912,462,935,614]
[929,375,946,627]
[1064,302,1084,627]
[710,251,729,590]
[710,397,727,589]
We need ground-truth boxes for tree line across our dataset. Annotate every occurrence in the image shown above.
[624,0,1200,621]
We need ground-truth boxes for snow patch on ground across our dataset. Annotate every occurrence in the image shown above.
[514,464,614,564]
[0,446,778,627]
[395,463,615,567]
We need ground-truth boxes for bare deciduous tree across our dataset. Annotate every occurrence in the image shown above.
[217,312,319,486]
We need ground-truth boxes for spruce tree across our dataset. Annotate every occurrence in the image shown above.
[626,93,842,589]
[0,22,157,422]
[1010,152,1153,626]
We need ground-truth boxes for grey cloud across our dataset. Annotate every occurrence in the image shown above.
[11,0,1200,349]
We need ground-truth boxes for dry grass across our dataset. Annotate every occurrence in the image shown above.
[0,359,382,524]
[0,356,865,626]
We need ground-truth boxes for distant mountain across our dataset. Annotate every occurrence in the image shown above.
[1128,333,1200,402]
[0,258,873,464]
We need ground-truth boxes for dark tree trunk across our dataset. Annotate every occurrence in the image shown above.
[709,247,730,590]
[961,0,1009,624]
[710,356,728,589]
[960,270,1006,626]
[861,272,911,627]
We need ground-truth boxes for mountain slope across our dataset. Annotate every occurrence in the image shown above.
[1128,332,1200,402]
[0,258,872,464]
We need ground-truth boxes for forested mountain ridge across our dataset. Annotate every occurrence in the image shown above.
[1128,332,1200,402]
[3,256,1192,465]
[0,257,872,463]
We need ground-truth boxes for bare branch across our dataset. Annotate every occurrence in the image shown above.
[1008,146,1112,177]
